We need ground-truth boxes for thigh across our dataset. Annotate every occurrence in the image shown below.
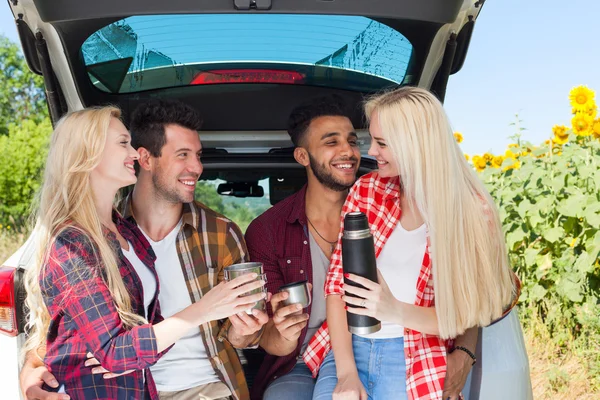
[263,362,316,400]
[312,350,338,400]
[371,338,408,400]
[351,335,372,395]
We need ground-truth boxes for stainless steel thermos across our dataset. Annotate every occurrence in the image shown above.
[342,211,381,334]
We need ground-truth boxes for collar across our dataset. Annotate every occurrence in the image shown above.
[381,175,402,200]
[122,192,199,231]
[286,184,308,225]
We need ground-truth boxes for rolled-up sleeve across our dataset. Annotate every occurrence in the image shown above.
[43,234,161,374]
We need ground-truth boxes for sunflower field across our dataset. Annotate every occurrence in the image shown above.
[461,85,600,394]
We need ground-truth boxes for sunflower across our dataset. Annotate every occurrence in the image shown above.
[552,125,570,145]
[464,154,470,161]
[483,152,494,162]
[586,105,598,119]
[569,85,596,113]
[491,155,504,169]
[593,119,600,139]
[454,132,464,143]
[472,155,487,172]
[572,113,593,136]
[508,143,518,148]
[505,149,517,159]
[503,160,521,171]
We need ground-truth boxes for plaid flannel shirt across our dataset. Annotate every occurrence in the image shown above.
[304,172,521,400]
[121,196,251,400]
[40,212,167,400]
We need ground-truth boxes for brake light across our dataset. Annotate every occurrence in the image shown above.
[190,69,305,85]
[0,266,18,336]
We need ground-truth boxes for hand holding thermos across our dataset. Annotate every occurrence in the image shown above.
[341,212,400,333]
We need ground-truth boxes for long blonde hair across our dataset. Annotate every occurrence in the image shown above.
[24,106,146,360]
[365,87,515,339]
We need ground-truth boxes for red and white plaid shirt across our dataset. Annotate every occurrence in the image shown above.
[303,171,449,400]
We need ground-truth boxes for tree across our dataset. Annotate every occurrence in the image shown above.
[0,34,48,136]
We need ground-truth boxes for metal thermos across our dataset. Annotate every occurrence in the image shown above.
[342,212,381,334]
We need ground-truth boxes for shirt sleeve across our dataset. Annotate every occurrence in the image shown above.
[42,232,161,374]
[324,180,364,297]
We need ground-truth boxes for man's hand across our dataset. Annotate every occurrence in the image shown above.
[271,290,309,343]
[85,353,134,379]
[229,300,270,337]
[442,348,473,400]
[20,364,69,400]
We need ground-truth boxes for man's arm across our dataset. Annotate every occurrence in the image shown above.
[443,327,479,400]
[221,219,268,348]
[20,349,70,400]
[244,218,307,355]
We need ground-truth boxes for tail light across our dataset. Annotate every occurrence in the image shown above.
[190,69,305,85]
[0,266,24,337]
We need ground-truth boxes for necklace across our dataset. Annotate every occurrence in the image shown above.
[306,217,337,253]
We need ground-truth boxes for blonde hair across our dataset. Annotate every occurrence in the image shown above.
[365,87,515,339]
[24,106,146,360]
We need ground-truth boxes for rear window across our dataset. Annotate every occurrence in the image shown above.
[81,14,415,94]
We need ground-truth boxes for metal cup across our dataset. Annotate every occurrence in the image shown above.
[278,280,311,309]
[223,262,267,314]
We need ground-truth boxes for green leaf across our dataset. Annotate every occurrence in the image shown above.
[574,251,594,274]
[524,247,539,267]
[584,203,600,229]
[544,227,564,243]
[517,199,532,219]
[530,284,547,301]
[557,279,584,303]
[507,227,526,249]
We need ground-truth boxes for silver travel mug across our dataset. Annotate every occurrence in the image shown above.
[342,212,381,334]
[223,262,267,313]
[278,280,311,309]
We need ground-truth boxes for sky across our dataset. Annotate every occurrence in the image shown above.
[2,0,599,156]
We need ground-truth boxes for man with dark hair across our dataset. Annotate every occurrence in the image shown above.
[19,99,268,400]
[245,95,361,400]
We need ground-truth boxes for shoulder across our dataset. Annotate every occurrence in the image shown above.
[246,189,301,236]
[191,200,244,234]
[350,171,395,197]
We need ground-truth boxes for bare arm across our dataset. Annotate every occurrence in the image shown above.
[327,294,367,399]
[443,327,479,400]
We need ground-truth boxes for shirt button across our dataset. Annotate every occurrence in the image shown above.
[287,260,291,264]
[300,270,304,274]
[273,375,278,380]
[304,240,308,245]
[405,328,410,334]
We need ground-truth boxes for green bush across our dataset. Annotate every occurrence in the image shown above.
[0,118,52,227]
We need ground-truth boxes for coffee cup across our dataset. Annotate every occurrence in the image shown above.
[224,262,267,313]
[278,280,311,309]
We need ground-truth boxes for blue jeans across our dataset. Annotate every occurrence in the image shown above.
[263,361,316,400]
[314,335,408,400]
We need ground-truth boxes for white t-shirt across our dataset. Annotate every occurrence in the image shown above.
[138,220,220,392]
[357,221,427,339]
[122,243,157,319]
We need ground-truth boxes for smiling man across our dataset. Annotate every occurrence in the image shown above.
[244,96,361,400]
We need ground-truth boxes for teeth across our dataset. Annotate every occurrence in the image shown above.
[377,160,387,165]
[180,180,195,186]
[335,164,352,169]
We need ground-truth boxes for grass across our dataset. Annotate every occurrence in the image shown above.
[525,315,599,399]
[1,232,598,398]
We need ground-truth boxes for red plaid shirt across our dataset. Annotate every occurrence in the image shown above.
[40,212,168,400]
[304,172,449,400]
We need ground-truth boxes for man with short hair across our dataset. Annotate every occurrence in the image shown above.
[246,95,479,400]
[19,100,267,400]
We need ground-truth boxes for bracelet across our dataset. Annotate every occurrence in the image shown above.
[453,346,477,366]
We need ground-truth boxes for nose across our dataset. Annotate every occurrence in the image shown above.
[189,155,203,176]
[367,140,378,157]
[129,145,140,160]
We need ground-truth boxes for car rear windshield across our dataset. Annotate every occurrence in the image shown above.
[81,14,415,94]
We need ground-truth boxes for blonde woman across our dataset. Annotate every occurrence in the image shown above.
[24,107,265,400]
[306,87,520,400]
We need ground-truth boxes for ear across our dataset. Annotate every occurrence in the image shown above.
[294,147,310,167]
[137,147,153,171]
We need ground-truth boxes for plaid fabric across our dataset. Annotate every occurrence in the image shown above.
[122,197,251,400]
[244,185,317,400]
[40,212,166,400]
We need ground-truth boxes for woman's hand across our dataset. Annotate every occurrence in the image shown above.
[341,270,401,325]
[333,373,368,400]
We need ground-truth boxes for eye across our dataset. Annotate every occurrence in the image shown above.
[377,142,387,148]
[178,152,187,158]
[120,140,129,146]
[349,140,358,146]
[326,141,337,146]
